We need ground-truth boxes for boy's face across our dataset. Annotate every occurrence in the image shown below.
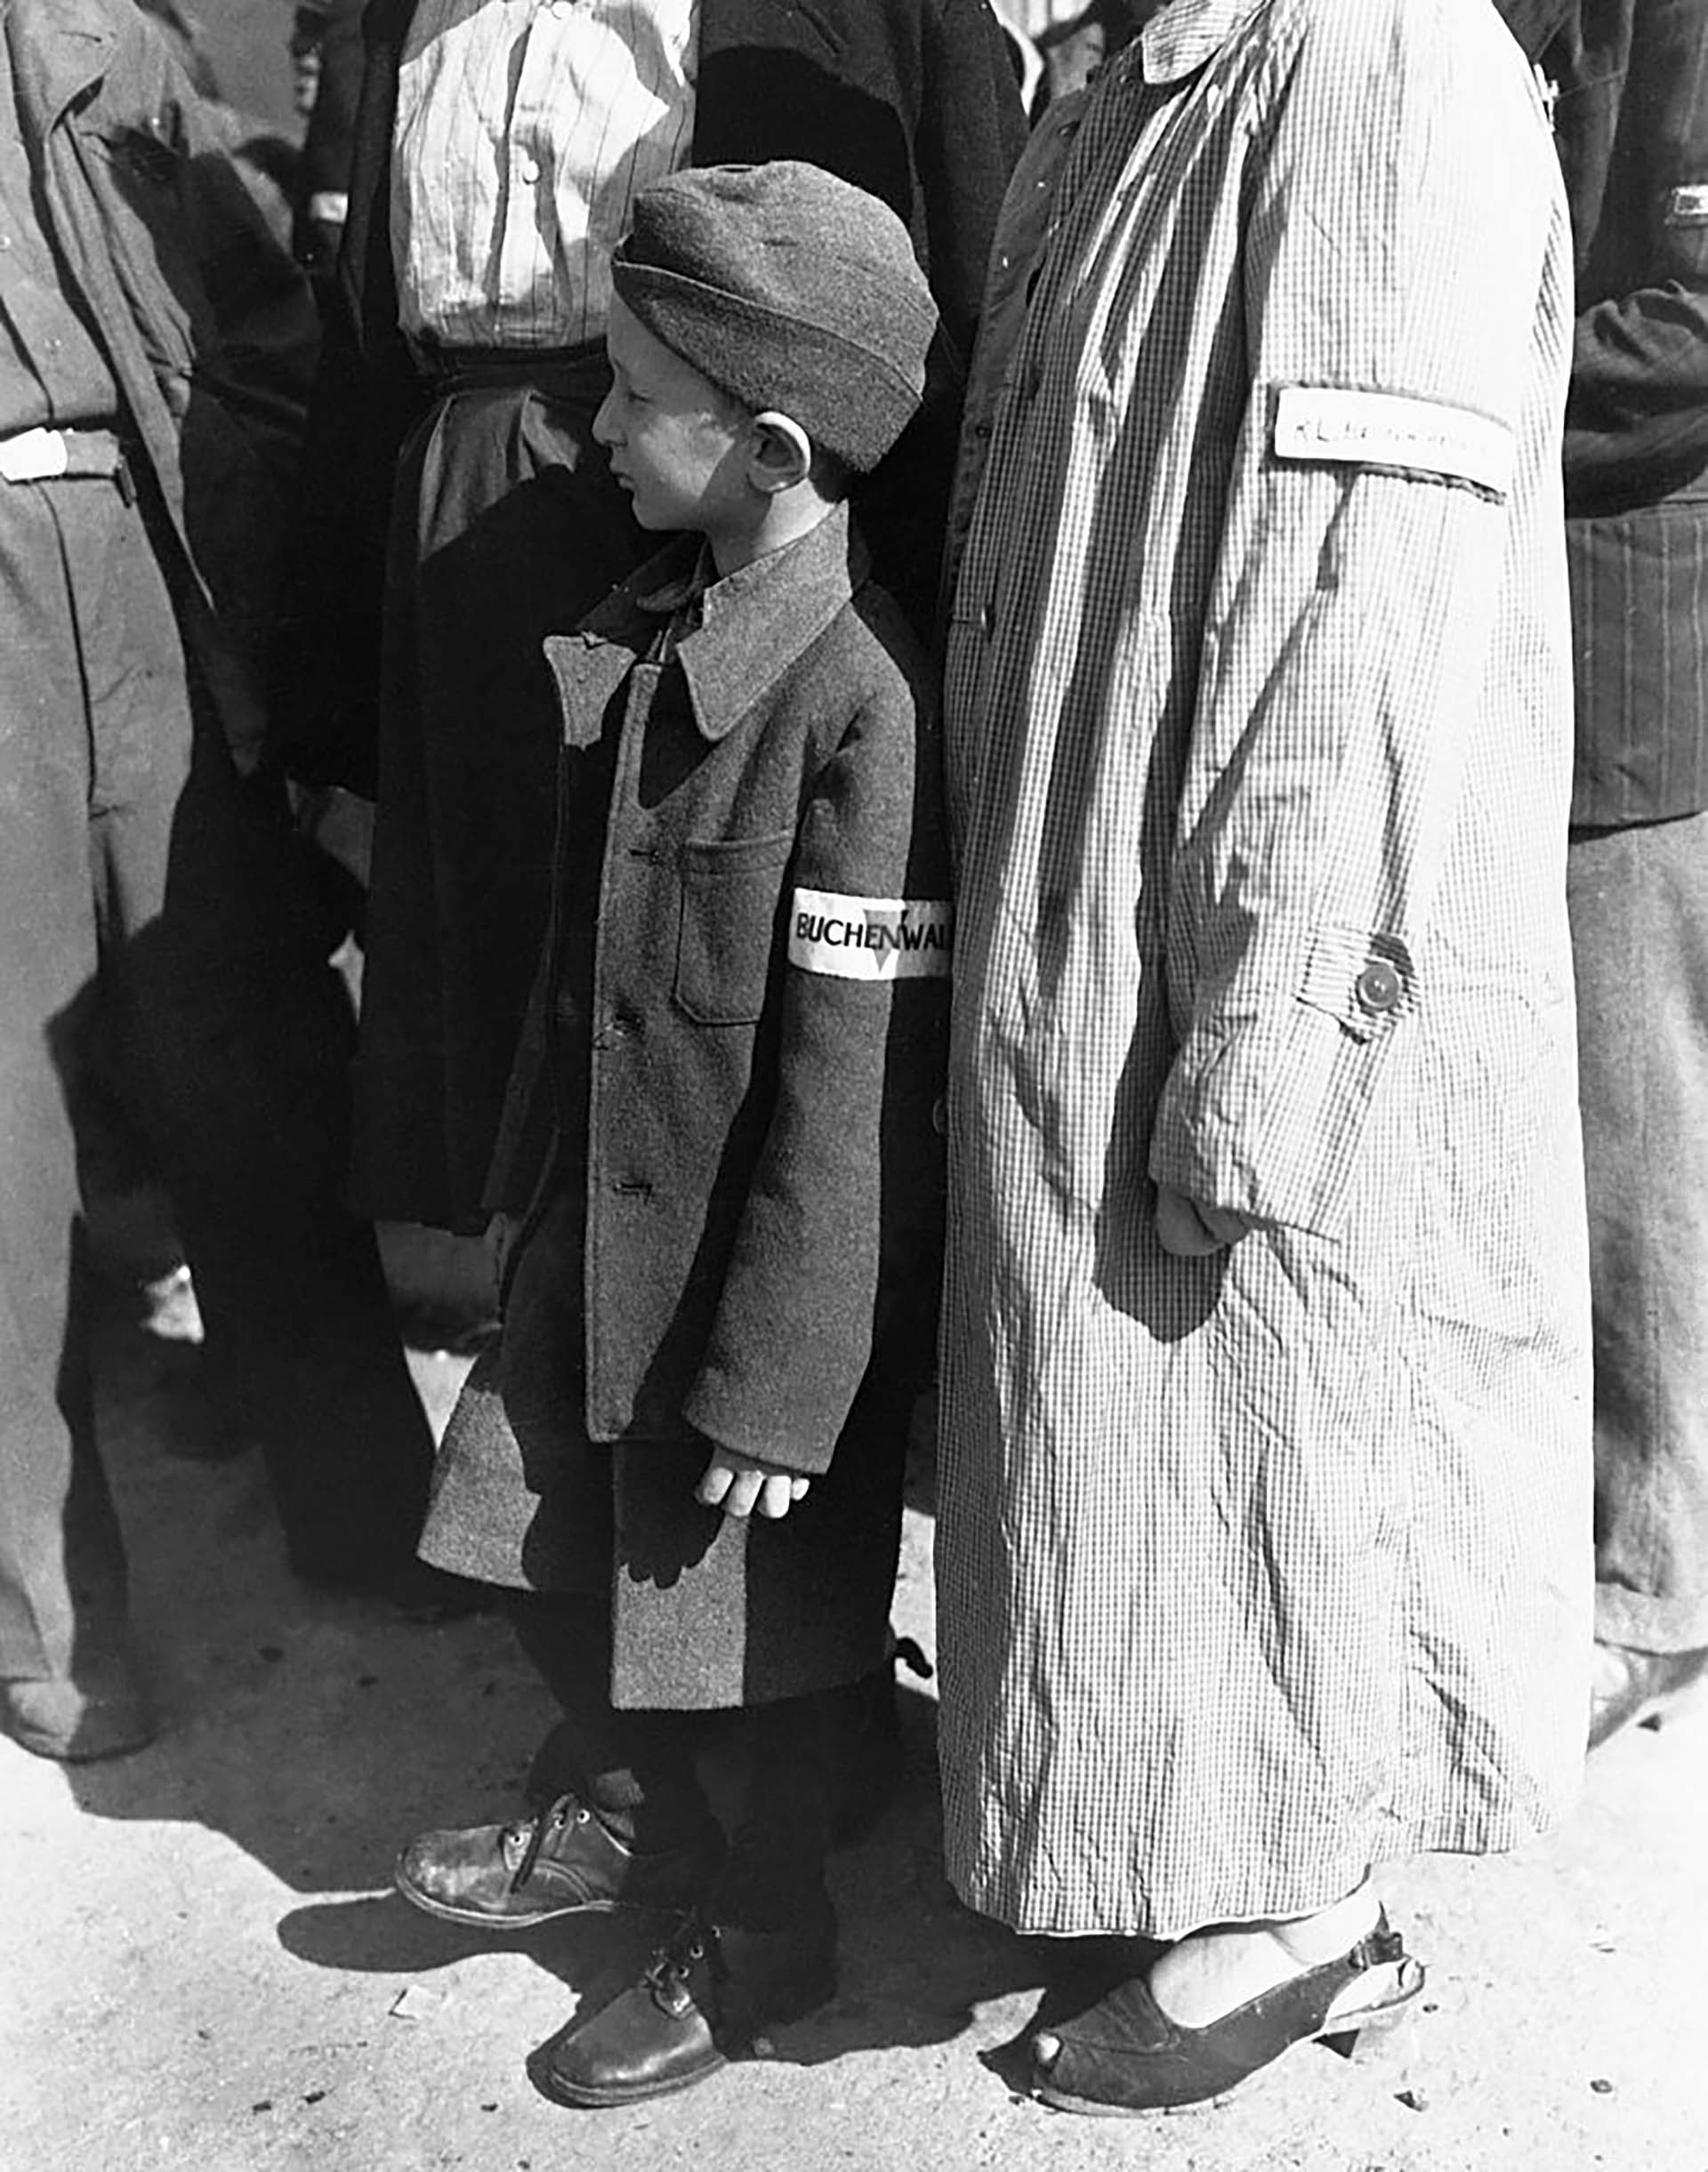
[595,298,750,540]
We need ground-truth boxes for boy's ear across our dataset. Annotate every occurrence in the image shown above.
[746,411,815,496]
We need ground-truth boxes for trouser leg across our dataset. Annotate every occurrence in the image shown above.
[713,1692,837,1932]
[1569,814,1708,1653]
[508,1591,715,1851]
[0,479,134,1702]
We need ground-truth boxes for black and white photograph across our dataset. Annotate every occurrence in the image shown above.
[1,3,1703,2167]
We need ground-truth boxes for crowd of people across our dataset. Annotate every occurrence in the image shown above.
[3,0,1704,2127]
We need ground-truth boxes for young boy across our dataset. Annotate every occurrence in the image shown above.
[391,163,950,2108]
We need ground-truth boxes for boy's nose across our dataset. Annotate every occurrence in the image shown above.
[592,391,618,446]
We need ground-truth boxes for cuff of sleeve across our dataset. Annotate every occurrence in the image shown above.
[1148,929,1414,1237]
[681,1380,839,1480]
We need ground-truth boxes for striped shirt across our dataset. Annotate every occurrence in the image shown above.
[391,0,697,350]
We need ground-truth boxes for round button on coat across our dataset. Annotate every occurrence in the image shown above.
[1354,959,1402,1015]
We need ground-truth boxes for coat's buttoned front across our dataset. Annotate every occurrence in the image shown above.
[427,510,949,1707]
[492,506,949,1474]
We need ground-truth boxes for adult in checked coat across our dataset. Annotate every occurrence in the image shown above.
[1529,0,1708,1744]
[934,0,1591,2114]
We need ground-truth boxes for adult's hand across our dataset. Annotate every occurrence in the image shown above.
[1155,1184,1253,1256]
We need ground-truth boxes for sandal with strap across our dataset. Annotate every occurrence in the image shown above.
[1031,1912,1425,2116]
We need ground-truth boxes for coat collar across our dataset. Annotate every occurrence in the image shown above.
[557,501,866,747]
[4,0,118,134]
[669,505,864,742]
[1138,0,1266,85]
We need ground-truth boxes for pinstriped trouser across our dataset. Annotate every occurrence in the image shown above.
[1570,810,1708,1654]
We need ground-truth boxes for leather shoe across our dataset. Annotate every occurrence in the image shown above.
[394,1793,722,1928]
[1589,1640,1708,1750]
[4,1668,157,1762]
[1031,1915,1423,2114]
[543,1903,839,2108]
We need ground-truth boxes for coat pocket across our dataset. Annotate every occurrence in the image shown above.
[673,833,795,1026]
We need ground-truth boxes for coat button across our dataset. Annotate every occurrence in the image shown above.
[1354,960,1402,1015]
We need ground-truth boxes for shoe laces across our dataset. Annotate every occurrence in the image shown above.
[504,1793,591,1893]
[644,1914,713,2015]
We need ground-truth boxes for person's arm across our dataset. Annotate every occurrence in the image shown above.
[684,650,950,1483]
[1147,0,1564,1241]
[1559,0,1708,512]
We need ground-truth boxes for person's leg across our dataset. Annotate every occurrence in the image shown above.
[1569,817,1708,1734]
[541,1689,843,2111]
[509,1592,717,1853]
[393,1589,721,1926]
[0,479,150,1759]
[83,497,443,1596]
[1027,1880,1422,2116]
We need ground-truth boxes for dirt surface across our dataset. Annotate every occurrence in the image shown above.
[3,1270,1705,2172]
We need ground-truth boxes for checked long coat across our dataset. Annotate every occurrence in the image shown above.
[936,0,1593,1941]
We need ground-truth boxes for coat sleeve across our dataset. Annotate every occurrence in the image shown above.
[681,639,950,1476]
[1147,0,1567,1239]
[1559,0,1708,513]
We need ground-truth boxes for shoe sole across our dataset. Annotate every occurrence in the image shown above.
[393,1865,708,1930]
[541,1964,838,2108]
[543,2048,729,2111]
[393,1874,632,1929]
[1033,1965,1426,2118]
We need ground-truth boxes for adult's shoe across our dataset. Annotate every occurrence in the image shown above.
[395,1792,722,1928]
[1589,1640,1708,1750]
[542,1902,838,2107]
[4,1667,157,1763]
[1029,1915,1423,2114]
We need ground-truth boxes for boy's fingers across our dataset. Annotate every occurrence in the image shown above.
[756,1473,797,1518]
[724,1468,765,1518]
[695,1457,734,1508]
[696,1454,811,1520]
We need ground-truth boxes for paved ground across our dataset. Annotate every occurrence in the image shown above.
[3,1270,1705,2172]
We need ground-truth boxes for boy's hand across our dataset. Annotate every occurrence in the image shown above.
[696,1445,811,1521]
[1155,1184,1253,1256]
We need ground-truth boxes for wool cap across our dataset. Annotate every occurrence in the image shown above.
[610,161,939,475]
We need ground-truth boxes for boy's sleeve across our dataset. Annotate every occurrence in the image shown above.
[681,660,950,1476]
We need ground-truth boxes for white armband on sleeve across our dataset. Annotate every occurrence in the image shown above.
[788,888,953,980]
[1273,385,1514,497]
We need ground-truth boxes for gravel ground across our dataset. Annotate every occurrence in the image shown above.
[2,1283,1704,2172]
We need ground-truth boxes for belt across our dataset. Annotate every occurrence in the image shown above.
[0,424,133,495]
[410,340,608,398]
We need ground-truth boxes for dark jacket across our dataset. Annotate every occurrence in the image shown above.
[275,0,1027,791]
[8,0,318,772]
[490,504,949,1476]
[1537,0,1708,823]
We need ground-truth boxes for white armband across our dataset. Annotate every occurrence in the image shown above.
[788,888,953,980]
